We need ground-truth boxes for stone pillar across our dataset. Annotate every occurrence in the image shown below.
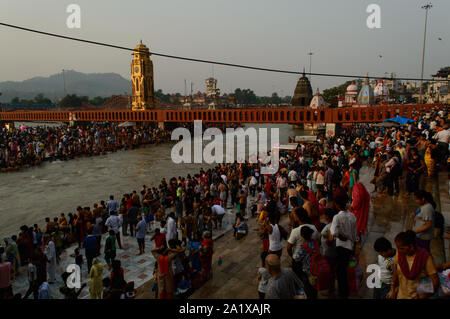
[158,122,165,130]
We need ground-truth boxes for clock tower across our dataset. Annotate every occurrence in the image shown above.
[131,41,154,110]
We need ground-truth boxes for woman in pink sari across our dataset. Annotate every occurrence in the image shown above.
[350,182,370,238]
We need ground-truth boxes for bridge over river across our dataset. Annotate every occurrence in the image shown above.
[0,104,441,125]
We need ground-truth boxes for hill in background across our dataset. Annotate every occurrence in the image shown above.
[0,70,131,103]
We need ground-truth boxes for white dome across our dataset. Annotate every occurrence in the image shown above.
[310,88,327,108]
[346,82,358,94]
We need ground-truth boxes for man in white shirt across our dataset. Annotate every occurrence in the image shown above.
[434,125,449,166]
[221,174,228,184]
[105,211,123,249]
[288,169,298,183]
[330,195,356,299]
[286,207,319,299]
[211,204,226,229]
[166,212,178,242]
[434,126,449,144]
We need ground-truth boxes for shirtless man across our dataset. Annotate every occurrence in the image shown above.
[415,134,428,159]
[239,189,247,217]
[286,185,298,205]
[299,190,319,226]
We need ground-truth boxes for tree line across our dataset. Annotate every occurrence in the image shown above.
[8,94,108,107]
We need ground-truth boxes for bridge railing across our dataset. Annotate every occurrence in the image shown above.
[0,104,441,124]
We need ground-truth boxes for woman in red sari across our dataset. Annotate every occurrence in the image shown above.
[306,189,320,230]
[350,182,370,239]
[199,231,214,281]
[341,167,350,192]
[151,242,181,299]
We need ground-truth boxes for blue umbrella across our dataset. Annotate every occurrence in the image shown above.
[383,116,415,125]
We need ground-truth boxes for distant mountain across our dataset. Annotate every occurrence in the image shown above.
[0,70,131,103]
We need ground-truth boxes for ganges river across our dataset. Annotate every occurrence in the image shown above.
[0,124,307,239]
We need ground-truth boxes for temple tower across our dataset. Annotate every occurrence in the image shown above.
[292,69,313,107]
[131,41,154,110]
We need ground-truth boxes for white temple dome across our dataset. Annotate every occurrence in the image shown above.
[309,88,327,109]
[346,82,358,94]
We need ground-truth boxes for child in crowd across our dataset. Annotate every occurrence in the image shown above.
[74,248,83,273]
[53,228,64,263]
[151,262,159,299]
[104,230,117,271]
[150,228,166,249]
[102,277,112,299]
[144,204,154,233]
[159,220,167,235]
[373,237,396,299]
[180,222,187,247]
[33,224,42,248]
[176,275,191,298]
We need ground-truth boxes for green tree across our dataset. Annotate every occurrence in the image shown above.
[90,96,108,106]
[34,94,52,105]
[322,79,361,106]
[234,88,257,105]
[270,92,282,104]
[281,96,292,104]
[58,94,89,107]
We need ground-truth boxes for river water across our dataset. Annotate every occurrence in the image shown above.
[0,124,306,239]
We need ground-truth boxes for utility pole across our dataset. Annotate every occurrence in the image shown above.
[62,69,67,97]
[420,3,432,104]
[184,79,187,104]
[308,51,314,80]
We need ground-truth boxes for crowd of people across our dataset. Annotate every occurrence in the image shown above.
[0,106,449,299]
[0,123,171,172]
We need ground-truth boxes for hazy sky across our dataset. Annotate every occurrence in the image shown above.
[0,0,449,96]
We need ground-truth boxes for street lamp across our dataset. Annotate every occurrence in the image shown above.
[420,3,432,104]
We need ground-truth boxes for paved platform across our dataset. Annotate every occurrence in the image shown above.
[14,167,448,299]
[13,209,235,299]
[139,164,447,299]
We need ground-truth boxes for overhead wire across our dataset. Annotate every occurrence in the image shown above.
[0,22,447,82]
